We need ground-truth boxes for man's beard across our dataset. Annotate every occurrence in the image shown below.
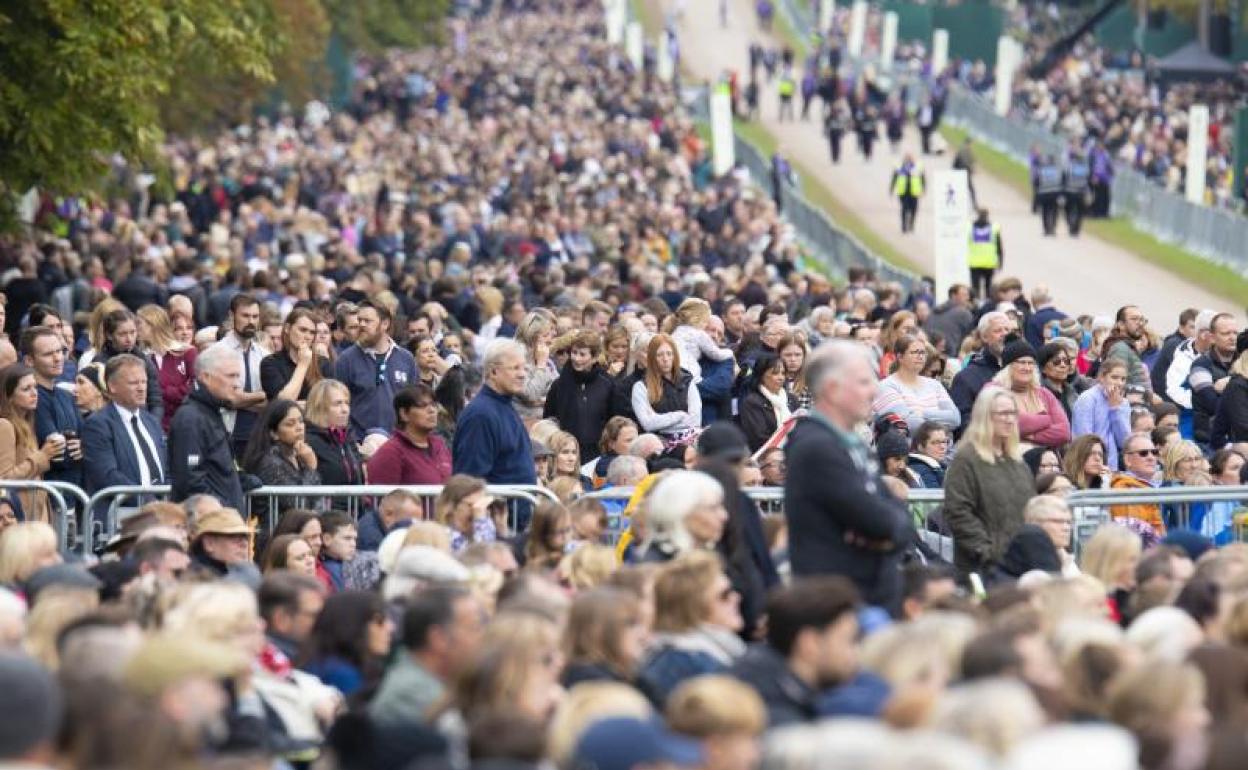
[236,325,257,339]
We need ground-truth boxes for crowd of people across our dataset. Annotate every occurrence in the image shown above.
[3,1,1248,769]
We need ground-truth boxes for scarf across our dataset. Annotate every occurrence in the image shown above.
[327,426,348,445]
[760,385,792,426]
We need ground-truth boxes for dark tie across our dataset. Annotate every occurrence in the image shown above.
[243,346,253,392]
[130,415,163,484]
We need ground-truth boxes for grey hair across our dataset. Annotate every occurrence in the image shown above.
[1003,725,1138,770]
[195,343,239,377]
[482,338,526,375]
[806,340,872,398]
[631,331,655,356]
[977,311,1009,336]
[606,455,648,486]
[809,306,835,325]
[1023,495,1069,526]
[628,433,664,458]
[642,470,723,556]
[1029,284,1052,307]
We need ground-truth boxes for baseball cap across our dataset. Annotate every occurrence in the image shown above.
[696,421,750,462]
[573,717,703,770]
[191,507,250,540]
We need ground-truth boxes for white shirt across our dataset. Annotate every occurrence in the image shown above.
[210,332,269,394]
[113,403,163,485]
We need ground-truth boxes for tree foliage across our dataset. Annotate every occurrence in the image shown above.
[0,0,445,229]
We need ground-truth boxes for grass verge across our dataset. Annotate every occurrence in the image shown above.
[939,123,1248,307]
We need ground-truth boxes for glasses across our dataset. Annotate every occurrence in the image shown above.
[1048,357,1071,367]
[1126,448,1159,457]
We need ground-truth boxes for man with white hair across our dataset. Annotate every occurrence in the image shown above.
[168,343,246,510]
[784,341,914,612]
[949,310,1011,431]
[1024,284,1066,348]
[451,339,536,487]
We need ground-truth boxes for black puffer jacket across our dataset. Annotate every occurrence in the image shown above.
[168,385,244,511]
[544,363,614,463]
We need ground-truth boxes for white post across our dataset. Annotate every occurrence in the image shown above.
[710,89,735,176]
[818,0,835,36]
[848,0,867,58]
[656,31,674,82]
[1186,104,1210,204]
[606,0,625,44]
[880,11,898,70]
[933,170,972,300]
[993,36,1018,117]
[932,28,949,75]
[625,21,644,71]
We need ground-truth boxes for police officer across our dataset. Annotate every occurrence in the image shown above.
[777,67,796,121]
[967,208,1003,300]
[824,97,849,163]
[1063,150,1091,236]
[1034,154,1063,236]
[890,153,925,233]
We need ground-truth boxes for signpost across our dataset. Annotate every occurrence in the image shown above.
[1186,104,1210,204]
[711,87,735,176]
[933,170,972,299]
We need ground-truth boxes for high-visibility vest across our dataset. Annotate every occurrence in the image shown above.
[893,165,923,197]
[968,222,1000,269]
[778,77,796,97]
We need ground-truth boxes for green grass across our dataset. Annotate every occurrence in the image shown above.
[939,124,1248,307]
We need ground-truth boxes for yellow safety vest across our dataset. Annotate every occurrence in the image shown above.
[893,165,924,197]
[778,77,796,97]
[968,222,1000,269]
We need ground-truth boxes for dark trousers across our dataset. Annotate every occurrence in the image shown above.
[1039,193,1060,235]
[1065,193,1085,236]
[859,133,874,159]
[919,126,933,154]
[970,267,996,300]
[899,195,918,233]
[828,131,843,163]
[1091,181,1111,217]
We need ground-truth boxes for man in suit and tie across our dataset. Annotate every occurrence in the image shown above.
[81,354,168,496]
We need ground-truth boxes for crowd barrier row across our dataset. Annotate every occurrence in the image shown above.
[9,480,1248,558]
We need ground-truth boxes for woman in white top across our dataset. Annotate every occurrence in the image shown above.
[631,333,701,440]
[872,335,960,432]
[666,298,733,383]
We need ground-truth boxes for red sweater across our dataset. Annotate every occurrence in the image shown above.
[366,431,452,485]
[152,348,197,433]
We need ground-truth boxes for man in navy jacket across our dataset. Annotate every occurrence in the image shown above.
[335,299,418,440]
[785,341,914,613]
[81,354,169,494]
[452,339,536,486]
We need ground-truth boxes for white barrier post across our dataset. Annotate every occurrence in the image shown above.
[880,11,898,70]
[932,28,949,75]
[1186,104,1210,204]
[848,0,867,58]
[993,36,1019,117]
[625,21,644,70]
[711,87,735,176]
[656,31,674,81]
[933,169,972,299]
[606,0,625,44]
[818,0,835,36]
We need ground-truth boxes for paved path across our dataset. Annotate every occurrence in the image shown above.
[665,0,1231,323]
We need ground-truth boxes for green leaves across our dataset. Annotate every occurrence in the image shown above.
[0,0,445,231]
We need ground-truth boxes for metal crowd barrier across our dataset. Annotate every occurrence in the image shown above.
[80,483,563,555]
[1,481,89,555]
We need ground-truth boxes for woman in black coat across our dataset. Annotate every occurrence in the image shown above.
[1212,352,1248,448]
[303,380,365,511]
[737,351,798,452]
[544,332,615,464]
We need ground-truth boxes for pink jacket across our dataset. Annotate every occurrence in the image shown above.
[1017,385,1071,449]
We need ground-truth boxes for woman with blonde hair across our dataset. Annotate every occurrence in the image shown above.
[445,612,564,723]
[1161,440,1213,533]
[401,520,454,553]
[136,304,196,431]
[25,585,99,670]
[0,521,60,589]
[631,334,701,443]
[547,431,590,489]
[303,379,364,499]
[78,297,127,367]
[562,587,648,687]
[514,308,560,422]
[435,474,494,552]
[943,388,1035,578]
[667,298,733,383]
[636,551,745,706]
[601,325,633,378]
[560,545,619,591]
[992,336,1070,450]
[0,366,63,524]
[1081,524,1142,621]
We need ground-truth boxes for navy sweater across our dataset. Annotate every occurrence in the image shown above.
[452,386,537,485]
